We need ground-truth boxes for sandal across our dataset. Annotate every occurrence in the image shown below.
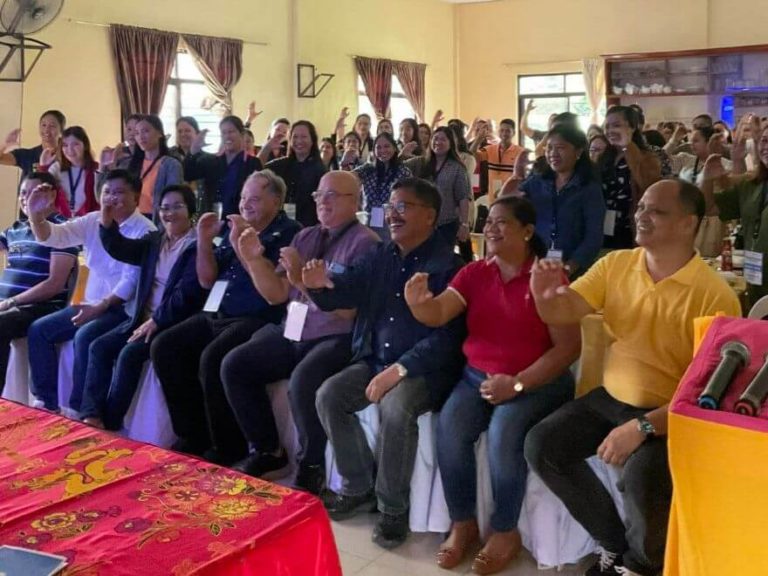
[436,521,479,570]
[471,530,522,575]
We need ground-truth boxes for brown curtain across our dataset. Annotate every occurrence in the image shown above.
[109,24,179,116]
[392,60,426,122]
[182,34,243,114]
[355,56,392,119]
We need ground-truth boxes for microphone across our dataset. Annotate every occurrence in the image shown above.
[735,354,768,417]
[697,341,750,410]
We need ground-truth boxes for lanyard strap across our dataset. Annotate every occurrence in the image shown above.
[313,220,358,260]
[141,156,162,180]
[67,167,84,210]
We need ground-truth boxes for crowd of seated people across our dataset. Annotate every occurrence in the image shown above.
[2,100,763,576]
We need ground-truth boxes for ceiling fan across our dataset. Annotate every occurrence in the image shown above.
[0,0,64,82]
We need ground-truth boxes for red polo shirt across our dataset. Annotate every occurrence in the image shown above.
[448,257,553,376]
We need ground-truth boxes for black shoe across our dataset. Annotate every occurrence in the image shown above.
[323,489,376,521]
[294,464,325,496]
[171,437,209,458]
[584,549,624,575]
[372,511,409,549]
[231,450,290,480]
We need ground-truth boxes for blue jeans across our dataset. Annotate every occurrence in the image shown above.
[27,305,127,411]
[437,365,574,532]
[79,320,151,430]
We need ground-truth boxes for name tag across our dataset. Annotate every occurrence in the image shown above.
[744,250,763,285]
[603,210,617,236]
[284,203,297,220]
[283,301,309,342]
[370,206,385,228]
[546,249,563,261]
[471,173,480,188]
[212,202,223,220]
[328,262,347,275]
[203,280,228,313]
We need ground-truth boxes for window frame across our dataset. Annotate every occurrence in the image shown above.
[165,52,207,123]
[356,74,416,131]
[517,73,589,146]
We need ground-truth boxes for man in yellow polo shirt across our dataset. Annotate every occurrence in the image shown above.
[524,179,740,576]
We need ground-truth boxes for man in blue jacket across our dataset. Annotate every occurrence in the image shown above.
[303,177,465,549]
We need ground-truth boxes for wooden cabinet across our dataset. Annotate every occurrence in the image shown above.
[603,45,768,123]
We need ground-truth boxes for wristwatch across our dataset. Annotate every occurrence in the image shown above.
[394,363,408,380]
[513,377,524,393]
[636,415,656,439]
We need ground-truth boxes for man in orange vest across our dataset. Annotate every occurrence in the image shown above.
[473,118,525,202]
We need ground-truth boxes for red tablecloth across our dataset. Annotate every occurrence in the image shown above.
[0,399,341,575]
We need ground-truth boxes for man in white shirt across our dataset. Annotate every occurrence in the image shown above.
[26,169,155,412]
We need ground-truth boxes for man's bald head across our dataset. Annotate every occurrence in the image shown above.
[315,170,361,228]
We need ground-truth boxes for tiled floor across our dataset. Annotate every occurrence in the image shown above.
[331,513,590,576]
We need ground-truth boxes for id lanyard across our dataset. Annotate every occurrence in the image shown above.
[67,167,84,210]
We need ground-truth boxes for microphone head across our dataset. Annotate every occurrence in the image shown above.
[721,341,750,366]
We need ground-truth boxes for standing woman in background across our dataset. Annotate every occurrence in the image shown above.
[128,115,183,220]
[599,105,661,250]
[406,126,472,248]
[399,118,423,159]
[377,118,394,136]
[266,120,327,226]
[0,110,66,178]
[170,116,200,161]
[184,115,262,219]
[47,126,100,217]
[354,132,411,239]
[417,123,432,156]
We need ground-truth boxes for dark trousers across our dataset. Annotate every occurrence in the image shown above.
[0,303,60,394]
[151,312,269,458]
[221,323,352,467]
[524,387,672,576]
[79,321,150,430]
[316,361,432,515]
[27,305,127,411]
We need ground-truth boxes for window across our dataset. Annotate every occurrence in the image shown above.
[357,75,416,134]
[160,51,223,150]
[518,73,600,148]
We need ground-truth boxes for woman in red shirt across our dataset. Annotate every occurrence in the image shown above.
[405,196,581,574]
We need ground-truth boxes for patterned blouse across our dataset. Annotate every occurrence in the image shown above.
[602,157,635,250]
[354,162,412,211]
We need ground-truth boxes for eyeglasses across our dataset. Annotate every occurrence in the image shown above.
[382,201,430,215]
[311,190,355,202]
[158,203,188,212]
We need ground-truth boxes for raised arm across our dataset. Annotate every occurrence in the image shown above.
[196,212,222,289]
[530,259,595,325]
[520,100,537,139]
[236,227,290,305]
[404,272,465,327]
[0,129,21,166]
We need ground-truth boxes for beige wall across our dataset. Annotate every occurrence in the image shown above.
[15,0,455,157]
[457,0,768,126]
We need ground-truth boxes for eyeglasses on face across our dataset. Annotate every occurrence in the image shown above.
[311,190,355,202]
[382,201,430,215]
[158,203,188,212]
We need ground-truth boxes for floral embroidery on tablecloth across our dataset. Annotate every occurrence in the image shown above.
[125,462,291,548]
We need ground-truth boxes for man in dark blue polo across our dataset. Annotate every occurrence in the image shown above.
[151,170,300,464]
[303,177,465,549]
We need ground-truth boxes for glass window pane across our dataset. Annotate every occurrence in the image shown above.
[568,95,593,132]
[519,75,565,95]
[520,96,567,148]
[159,85,179,146]
[177,52,204,81]
[391,75,405,96]
[357,75,366,92]
[566,73,585,93]
[180,83,223,150]
[390,96,416,131]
